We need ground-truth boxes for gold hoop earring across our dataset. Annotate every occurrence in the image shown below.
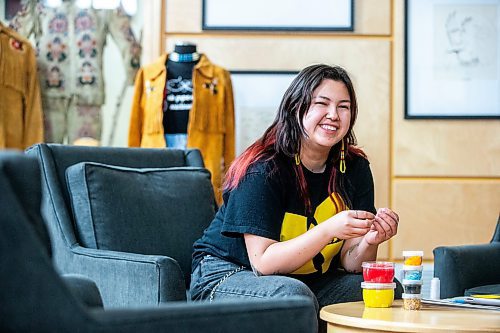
[295,153,301,166]
[339,139,346,173]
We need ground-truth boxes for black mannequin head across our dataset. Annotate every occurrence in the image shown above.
[169,42,200,63]
[174,43,197,54]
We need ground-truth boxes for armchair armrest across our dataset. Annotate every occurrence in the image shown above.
[433,243,500,298]
[62,245,186,307]
[90,296,317,333]
[62,274,103,308]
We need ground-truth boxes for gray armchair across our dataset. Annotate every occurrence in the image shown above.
[26,143,215,307]
[433,219,500,299]
[0,151,318,333]
[0,150,103,308]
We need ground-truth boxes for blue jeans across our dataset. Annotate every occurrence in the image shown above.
[165,134,187,149]
[191,255,403,333]
[191,254,399,305]
[190,255,319,309]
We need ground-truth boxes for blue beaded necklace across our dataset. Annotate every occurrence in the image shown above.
[169,52,200,62]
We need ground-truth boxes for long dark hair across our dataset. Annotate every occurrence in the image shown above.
[224,64,366,213]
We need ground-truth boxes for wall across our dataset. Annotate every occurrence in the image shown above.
[392,0,500,258]
[144,0,500,259]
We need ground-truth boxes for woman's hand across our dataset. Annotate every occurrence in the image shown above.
[363,208,399,245]
[327,210,375,240]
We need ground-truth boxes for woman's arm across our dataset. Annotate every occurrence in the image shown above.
[340,237,378,273]
[340,207,399,272]
[245,210,374,276]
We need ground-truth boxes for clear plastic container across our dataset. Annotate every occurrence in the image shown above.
[362,261,395,283]
[402,279,423,294]
[361,282,396,308]
[402,250,424,266]
[402,265,423,280]
[402,293,422,310]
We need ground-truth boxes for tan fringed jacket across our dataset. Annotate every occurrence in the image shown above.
[0,22,43,149]
[128,54,235,204]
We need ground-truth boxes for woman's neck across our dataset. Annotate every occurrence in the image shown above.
[299,146,329,173]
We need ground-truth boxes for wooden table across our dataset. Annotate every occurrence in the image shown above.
[320,300,500,332]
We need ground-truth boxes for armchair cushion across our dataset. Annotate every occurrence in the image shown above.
[433,242,500,298]
[66,162,216,285]
[465,284,500,297]
[62,274,103,308]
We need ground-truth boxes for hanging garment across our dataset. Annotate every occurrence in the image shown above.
[0,22,43,149]
[129,54,235,204]
[10,1,141,142]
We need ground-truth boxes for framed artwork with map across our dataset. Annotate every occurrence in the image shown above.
[405,0,500,119]
[230,71,297,155]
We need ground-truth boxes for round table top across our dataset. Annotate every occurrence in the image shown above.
[320,300,500,332]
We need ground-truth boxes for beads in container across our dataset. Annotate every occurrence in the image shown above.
[402,293,422,310]
[402,265,423,280]
[401,250,424,310]
[402,251,424,266]
[402,279,423,294]
[361,282,396,308]
[362,261,395,283]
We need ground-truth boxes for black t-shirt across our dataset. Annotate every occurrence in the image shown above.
[163,60,197,134]
[192,154,376,278]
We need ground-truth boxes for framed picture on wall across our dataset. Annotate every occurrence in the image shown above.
[405,0,500,119]
[231,71,297,155]
[203,0,354,31]
[4,0,23,20]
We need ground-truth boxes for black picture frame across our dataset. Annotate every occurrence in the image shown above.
[230,70,298,154]
[202,0,354,32]
[5,0,23,21]
[405,0,500,119]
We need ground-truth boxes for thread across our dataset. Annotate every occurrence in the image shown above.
[430,277,441,300]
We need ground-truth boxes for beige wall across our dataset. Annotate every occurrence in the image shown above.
[147,0,500,260]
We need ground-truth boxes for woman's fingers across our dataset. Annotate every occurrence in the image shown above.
[377,208,399,224]
[351,210,375,221]
[351,217,374,229]
[374,213,398,240]
[374,218,391,237]
[346,227,372,238]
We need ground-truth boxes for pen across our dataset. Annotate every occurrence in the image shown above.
[451,299,466,304]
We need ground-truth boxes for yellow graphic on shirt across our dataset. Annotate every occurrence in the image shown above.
[280,194,346,275]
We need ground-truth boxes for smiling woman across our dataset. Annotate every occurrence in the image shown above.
[190,64,403,332]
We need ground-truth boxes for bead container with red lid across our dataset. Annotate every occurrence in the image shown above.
[362,261,395,283]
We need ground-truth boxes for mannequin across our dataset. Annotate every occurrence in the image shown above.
[163,43,200,148]
[10,0,141,145]
[128,43,236,204]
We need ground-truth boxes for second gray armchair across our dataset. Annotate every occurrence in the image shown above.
[433,219,500,299]
[27,143,215,307]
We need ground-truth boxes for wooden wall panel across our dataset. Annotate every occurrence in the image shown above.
[393,121,500,177]
[142,0,164,64]
[392,180,500,260]
[165,0,201,33]
[165,0,391,35]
